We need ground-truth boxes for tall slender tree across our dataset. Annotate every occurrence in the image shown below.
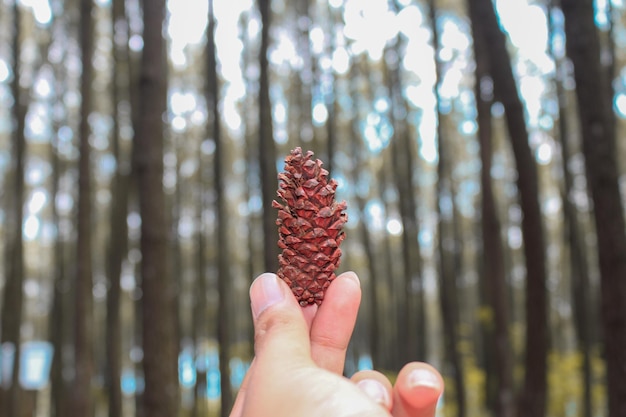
[560,1,626,415]
[73,0,95,415]
[388,0,426,363]
[467,1,549,416]
[547,4,593,417]
[206,0,234,413]
[0,2,26,417]
[135,0,179,415]
[258,0,280,273]
[48,5,71,416]
[470,4,514,415]
[105,1,131,416]
[49,69,68,417]
[429,4,466,417]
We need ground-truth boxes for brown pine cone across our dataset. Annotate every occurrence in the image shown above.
[272,147,348,306]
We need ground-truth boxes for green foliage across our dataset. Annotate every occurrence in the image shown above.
[546,350,607,417]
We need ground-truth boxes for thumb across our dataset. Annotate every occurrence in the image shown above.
[250,273,312,365]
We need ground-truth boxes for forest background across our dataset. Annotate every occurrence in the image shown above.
[1,0,625,416]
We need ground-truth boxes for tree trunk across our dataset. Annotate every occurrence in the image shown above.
[324,3,340,177]
[241,9,261,352]
[192,138,208,417]
[206,1,234,413]
[387,1,425,363]
[469,3,515,416]
[136,0,179,415]
[105,1,132,416]
[431,6,466,415]
[0,3,26,417]
[192,120,208,417]
[468,2,549,416]
[547,4,593,417]
[48,8,70,415]
[258,0,280,273]
[73,0,95,415]
[560,1,626,415]
[49,103,68,417]
[105,140,129,417]
[294,0,315,147]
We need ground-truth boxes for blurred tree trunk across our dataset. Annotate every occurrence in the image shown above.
[49,86,68,417]
[378,154,401,370]
[324,4,340,176]
[105,1,131,416]
[561,1,626,415]
[48,6,70,415]
[206,0,234,414]
[468,2,549,416]
[192,104,209,417]
[430,6,466,416]
[241,9,262,347]
[73,0,95,415]
[258,0,280,273]
[387,1,425,363]
[192,142,208,417]
[0,3,26,417]
[171,139,184,354]
[105,123,129,417]
[603,0,616,137]
[547,4,592,417]
[295,0,314,147]
[469,4,515,417]
[135,0,179,416]
[133,264,145,417]
[435,130,466,417]
[347,59,380,369]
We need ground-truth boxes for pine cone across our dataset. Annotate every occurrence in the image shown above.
[272,147,348,306]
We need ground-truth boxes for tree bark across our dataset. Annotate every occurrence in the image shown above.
[431,6,466,415]
[469,4,515,415]
[105,2,131,416]
[258,0,280,273]
[206,0,234,413]
[48,6,71,416]
[49,99,68,417]
[471,4,515,416]
[0,3,26,417]
[547,4,593,417]
[388,0,426,363]
[73,0,95,415]
[468,2,549,416]
[136,0,179,415]
[560,1,626,415]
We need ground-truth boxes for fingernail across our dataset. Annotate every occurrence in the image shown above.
[250,274,285,319]
[344,271,361,287]
[356,379,390,406]
[407,368,442,390]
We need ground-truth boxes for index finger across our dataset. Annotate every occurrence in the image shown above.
[309,271,362,374]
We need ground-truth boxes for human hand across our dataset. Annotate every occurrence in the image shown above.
[230,271,444,417]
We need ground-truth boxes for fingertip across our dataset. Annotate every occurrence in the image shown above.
[249,274,311,363]
[336,270,361,288]
[394,363,443,414]
[324,271,361,305]
[250,273,292,320]
[351,370,393,410]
